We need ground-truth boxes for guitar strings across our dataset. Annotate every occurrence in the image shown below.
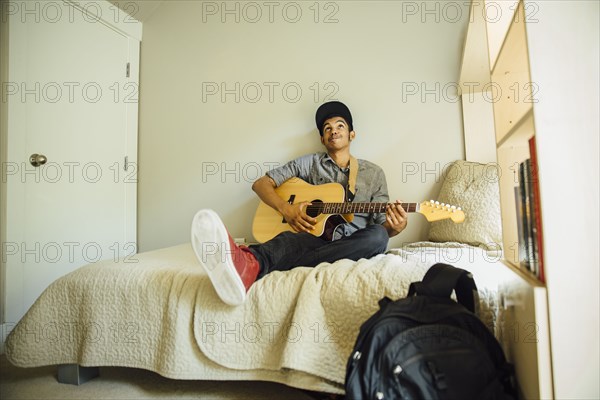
[305,202,417,213]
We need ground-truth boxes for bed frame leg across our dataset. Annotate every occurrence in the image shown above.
[57,364,99,385]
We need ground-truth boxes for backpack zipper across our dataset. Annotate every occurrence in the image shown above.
[347,318,408,387]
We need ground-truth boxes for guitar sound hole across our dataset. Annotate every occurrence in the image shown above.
[306,200,323,218]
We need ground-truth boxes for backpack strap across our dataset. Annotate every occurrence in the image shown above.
[408,263,479,313]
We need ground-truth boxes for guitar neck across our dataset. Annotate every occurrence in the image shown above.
[306,202,420,215]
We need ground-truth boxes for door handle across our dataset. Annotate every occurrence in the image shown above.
[29,153,47,167]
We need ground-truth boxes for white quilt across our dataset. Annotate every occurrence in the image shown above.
[5,242,511,394]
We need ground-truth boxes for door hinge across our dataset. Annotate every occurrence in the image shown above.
[124,156,129,171]
[126,62,130,78]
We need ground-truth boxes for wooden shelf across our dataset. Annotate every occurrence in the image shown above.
[500,258,544,288]
[461,2,552,397]
[492,1,542,287]
[485,1,520,70]
[497,143,530,268]
[492,1,533,144]
[497,259,552,399]
[459,0,491,90]
[496,109,534,149]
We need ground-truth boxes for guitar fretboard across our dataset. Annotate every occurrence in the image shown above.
[305,202,419,215]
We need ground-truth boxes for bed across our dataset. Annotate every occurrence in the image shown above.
[5,160,509,395]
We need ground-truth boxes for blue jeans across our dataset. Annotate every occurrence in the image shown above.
[248,224,389,279]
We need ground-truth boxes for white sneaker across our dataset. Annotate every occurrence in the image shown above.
[191,209,251,306]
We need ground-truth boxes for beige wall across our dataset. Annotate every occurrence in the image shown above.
[137,1,470,251]
[0,0,9,323]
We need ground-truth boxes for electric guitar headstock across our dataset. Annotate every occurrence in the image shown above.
[418,200,465,223]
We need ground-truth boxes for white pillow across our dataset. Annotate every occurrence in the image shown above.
[428,160,502,250]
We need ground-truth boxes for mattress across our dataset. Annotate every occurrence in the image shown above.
[5,241,512,394]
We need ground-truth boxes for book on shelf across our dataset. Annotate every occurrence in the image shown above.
[514,139,545,282]
[517,160,536,274]
[514,185,528,268]
[528,136,545,283]
[525,159,539,277]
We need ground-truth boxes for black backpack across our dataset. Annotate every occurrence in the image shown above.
[345,263,516,400]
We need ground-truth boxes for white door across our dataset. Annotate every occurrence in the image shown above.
[4,2,139,323]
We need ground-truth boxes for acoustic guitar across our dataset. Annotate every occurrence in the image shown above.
[252,178,465,243]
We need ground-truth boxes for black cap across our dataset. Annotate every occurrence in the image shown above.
[315,101,353,136]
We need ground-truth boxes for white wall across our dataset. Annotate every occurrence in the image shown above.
[527,1,600,397]
[137,1,470,252]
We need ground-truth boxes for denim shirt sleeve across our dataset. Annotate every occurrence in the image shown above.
[265,154,313,187]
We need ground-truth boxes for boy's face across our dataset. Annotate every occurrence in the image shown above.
[320,116,355,152]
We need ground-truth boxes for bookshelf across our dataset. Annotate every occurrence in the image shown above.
[460,1,552,398]
[491,1,544,283]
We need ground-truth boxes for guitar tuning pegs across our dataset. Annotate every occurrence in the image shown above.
[451,205,456,209]
[457,207,462,211]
